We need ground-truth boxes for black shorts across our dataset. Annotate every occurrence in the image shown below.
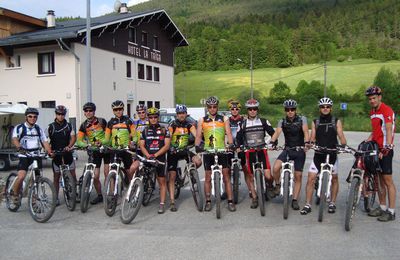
[110,151,132,170]
[203,153,229,171]
[154,155,166,177]
[227,152,246,166]
[277,150,306,172]
[244,150,271,174]
[92,151,111,168]
[380,150,393,175]
[52,153,73,167]
[17,157,42,171]
[167,150,195,172]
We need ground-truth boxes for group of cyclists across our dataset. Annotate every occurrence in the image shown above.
[9,85,396,221]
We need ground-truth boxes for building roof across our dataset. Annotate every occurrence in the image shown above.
[0,7,46,27]
[0,9,188,47]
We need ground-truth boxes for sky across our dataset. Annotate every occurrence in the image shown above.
[0,0,150,18]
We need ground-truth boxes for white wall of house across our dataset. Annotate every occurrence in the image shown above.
[0,45,77,117]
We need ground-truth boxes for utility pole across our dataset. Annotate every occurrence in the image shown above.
[86,0,92,102]
[324,61,327,97]
[250,48,254,99]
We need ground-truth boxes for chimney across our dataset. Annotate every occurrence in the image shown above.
[120,3,128,14]
[46,10,56,28]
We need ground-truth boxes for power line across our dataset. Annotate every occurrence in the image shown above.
[262,65,324,84]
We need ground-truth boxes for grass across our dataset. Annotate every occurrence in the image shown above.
[175,59,400,106]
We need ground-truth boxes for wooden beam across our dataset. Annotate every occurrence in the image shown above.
[0,8,46,27]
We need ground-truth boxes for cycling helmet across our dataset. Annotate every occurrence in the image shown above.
[136,104,147,111]
[283,99,297,109]
[147,107,159,116]
[111,100,124,109]
[83,102,96,111]
[175,104,187,113]
[318,97,333,107]
[55,105,67,115]
[205,96,219,106]
[228,100,241,109]
[245,98,260,108]
[365,86,382,96]
[25,107,39,116]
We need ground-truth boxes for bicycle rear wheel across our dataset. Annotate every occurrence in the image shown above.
[104,171,118,217]
[80,171,92,213]
[345,176,361,231]
[318,172,329,222]
[142,171,155,206]
[189,169,204,212]
[28,177,56,223]
[62,170,76,211]
[255,169,265,217]
[232,164,240,204]
[283,170,290,220]
[214,171,221,219]
[5,172,21,212]
[174,167,182,199]
[363,175,377,212]
[120,178,144,224]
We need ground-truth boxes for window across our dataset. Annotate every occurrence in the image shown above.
[141,31,148,47]
[146,65,152,80]
[38,52,55,74]
[153,36,159,50]
[126,61,132,78]
[147,101,153,108]
[155,101,160,109]
[139,100,145,105]
[154,67,160,82]
[18,101,27,105]
[41,101,56,108]
[129,28,137,43]
[138,64,144,79]
[112,58,116,70]
[6,55,21,68]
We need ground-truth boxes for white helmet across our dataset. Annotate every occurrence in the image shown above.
[245,98,260,108]
[283,99,297,108]
[318,97,333,107]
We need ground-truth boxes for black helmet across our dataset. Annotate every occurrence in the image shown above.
[25,107,39,116]
[283,99,297,109]
[83,102,96,111]
[365,86,382,96]
[205,96,219,106]
[55,105,67,115]
[112,100,124,109]
[136,104,147,111]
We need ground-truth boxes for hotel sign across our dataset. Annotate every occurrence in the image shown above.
[127,43,162,63]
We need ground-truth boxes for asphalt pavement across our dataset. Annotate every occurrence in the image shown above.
[0,131,399,259]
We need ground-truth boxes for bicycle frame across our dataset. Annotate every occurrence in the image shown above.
[107,151,126,197]
[317,153,334,200]
[280,161,295,197]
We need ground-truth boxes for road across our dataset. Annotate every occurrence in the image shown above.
[0,131,399,260]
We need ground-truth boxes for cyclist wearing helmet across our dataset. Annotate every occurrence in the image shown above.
[236,98,275,205]
[140,107,171,214]
[133,104,149,154]
[167,104,202,211]
[364,86,396,221]
[195,96,236,212]
[105,100,140,195]
[300,97,347,215]
[47,105,77,206]
[269,99,309,210]
[11,107,52,201]
[77,102,110,204]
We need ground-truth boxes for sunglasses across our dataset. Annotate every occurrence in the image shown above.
[231,108,240,111]
[113,108,123,111]
[177,112,186,115]
[148,116,158,119]
[247,108,258,111]
[84,109,93,113]
[285,108,296,112]
[207,106,218,109]
[27,115,38,119]
[56,113,65,116]
[320,106,332,109]
[137,111,146,114]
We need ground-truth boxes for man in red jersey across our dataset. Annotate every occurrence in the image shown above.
[365,86,396,222]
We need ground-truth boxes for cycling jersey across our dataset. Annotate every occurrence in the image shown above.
[229,116,243,144]
[202,114,227,151]
[168,119,195,150]
[314,115,338,149]
[106,115,135,148]
[277,115,307,147]
[236,117,275,148]
[47,119,75,150]
[76,117,108,147]
[370,102,395,148]
[133,119,149,144]
[141,124,170,154]
[12,122,47,152]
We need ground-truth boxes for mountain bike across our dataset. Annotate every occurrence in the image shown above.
[4,150,56,223]
[170,148,204,211]
[53,149,77,211]
[120,153,164,224]
[344,146,379,231]
[103,147,130,217]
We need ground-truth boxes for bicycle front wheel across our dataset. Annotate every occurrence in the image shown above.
[121,178,144,224]
[80,171,92,213]
[142,171,155,206]
[283,170,290,220]
[363,175,377,212]
[189,169,204,212]
[255,169,265,217]
[214,171,221,219]
[318,172,329,222]
[5,172,21,212]
[62,170,76,211]
[28,177,56,223]
[345,176,361,231]
[104,171,118,217]
[232,164,240,204]
[174,167,182,199]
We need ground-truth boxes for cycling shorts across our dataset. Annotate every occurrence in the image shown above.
[203,153,229,171]
[18,157,42,172]
[277,150,306,172]
[155,155,167,177]
[308,158,338,175]
[52,153,75,172]
[167,150,195,172]
[92,151,110,168]
[379,150,393,175]
[244,149,271,174]
[110,151,132,170]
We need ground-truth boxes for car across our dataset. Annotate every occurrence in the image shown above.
[159,113,197,128]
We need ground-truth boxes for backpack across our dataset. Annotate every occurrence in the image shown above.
[282,116,303,129]
[16,123,43,146]
[315,116,337,132]
[358,141,380,175]
[48,122,72,138]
